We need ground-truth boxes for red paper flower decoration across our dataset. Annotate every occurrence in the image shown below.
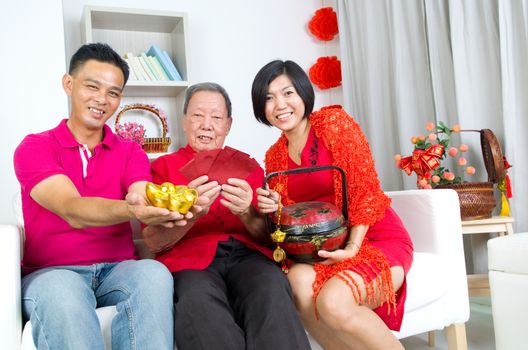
[308,7,339,41]
[309,56,342,90]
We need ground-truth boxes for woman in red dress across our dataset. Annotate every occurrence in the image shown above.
[252,60,413,350]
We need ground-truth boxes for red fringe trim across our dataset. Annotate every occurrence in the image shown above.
[312,242,396,319]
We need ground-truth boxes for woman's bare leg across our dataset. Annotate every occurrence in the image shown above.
[315,266,404,350]
[288,263,405,350]
[288,263,350,350]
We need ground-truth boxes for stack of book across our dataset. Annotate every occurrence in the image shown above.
[124,45,183,81]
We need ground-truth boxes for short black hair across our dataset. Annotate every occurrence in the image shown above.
[68,43,129,85]
[251,60,314,126]
[183,82,232,118]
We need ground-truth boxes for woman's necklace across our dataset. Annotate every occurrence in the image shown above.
[287,123,311,162]
[288,142,304,164]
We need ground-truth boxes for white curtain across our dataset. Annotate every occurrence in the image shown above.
[337,0,527,233]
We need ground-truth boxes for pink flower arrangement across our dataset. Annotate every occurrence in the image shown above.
[395,121,476,189]
[116,121,146,145]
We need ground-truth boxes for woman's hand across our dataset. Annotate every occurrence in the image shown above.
[317,240,361,265]
[317,248,356,265]
[256,186,280,214]
[318,225,367,265]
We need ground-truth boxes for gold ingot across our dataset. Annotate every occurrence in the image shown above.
[270,228,286,243]
[146,182,198,214]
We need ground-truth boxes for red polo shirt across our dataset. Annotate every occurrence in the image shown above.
[14,119,151,274]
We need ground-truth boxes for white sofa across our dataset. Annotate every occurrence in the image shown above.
[0,189,469,350]
[388,189,469,349]
[488,232,528,350]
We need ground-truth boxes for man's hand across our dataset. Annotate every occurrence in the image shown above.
[126,192,187,228]
[220,178,253,216]
[139,176,218,254]
[133,176,220,229]
[188,175,221,218]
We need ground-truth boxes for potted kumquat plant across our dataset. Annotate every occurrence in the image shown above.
[395,122,508,220]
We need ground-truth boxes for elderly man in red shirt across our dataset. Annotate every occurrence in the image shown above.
[142,82,310,350]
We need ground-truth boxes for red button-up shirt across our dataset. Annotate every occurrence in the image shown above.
[151,145,273,272]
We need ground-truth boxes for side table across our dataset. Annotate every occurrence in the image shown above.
[461,216,515,297]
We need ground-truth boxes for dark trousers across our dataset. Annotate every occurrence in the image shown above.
[173,238,311,350]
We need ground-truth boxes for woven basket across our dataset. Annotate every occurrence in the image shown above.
[436,182,496,220]
[436,129,504,221]
[115,104,171,153]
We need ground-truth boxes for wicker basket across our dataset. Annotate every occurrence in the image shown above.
[436,129,504,220]
[115,104,171,153]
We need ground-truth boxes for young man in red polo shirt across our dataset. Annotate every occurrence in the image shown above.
[14,43,178,349]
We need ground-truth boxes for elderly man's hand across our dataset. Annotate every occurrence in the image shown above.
[188,175,221,218]
[220,178,253,216]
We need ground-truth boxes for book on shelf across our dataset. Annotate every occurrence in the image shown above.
[139,52,166,81]
[124,58,138,81]
[162,50,183,81]
[147,45,183,81]
[133,56,151,81]
[124,52,149,81]
[138,55,156,80]
[148,56,170,81]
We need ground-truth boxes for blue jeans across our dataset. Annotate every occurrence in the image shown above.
[22,259,174,350]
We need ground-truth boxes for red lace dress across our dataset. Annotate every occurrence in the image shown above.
[265,107,413,331]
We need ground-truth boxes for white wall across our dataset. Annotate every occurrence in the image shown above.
[63,0,341,164]
[0,0,342,224]
[0,0,67,225]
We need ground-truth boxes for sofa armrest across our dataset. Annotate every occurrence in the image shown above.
[386,189,469,321]
[0,224,22,349]
[386,189,463,255]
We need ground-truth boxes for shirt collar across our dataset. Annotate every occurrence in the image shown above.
[184,144,196,155]
[53,119,117,149]
[100,123,118,149]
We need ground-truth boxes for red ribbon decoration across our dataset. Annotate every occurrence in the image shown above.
[399,144,444,179]
[505,174,512,198]
[503,156,513,198]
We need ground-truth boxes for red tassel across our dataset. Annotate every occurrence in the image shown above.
[312,243,396,319]
[506,173,512,198]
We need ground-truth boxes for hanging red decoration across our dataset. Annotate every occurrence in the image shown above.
[308,7,339,41]
[309,56,342,90]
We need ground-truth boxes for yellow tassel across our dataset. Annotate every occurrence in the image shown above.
[500,192,510,216]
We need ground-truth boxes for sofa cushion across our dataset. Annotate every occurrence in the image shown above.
[21,306,117,350]
[404,252,448,312]
[488,232,528,274]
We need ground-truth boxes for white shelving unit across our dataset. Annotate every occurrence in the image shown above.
[81,5,190,154]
